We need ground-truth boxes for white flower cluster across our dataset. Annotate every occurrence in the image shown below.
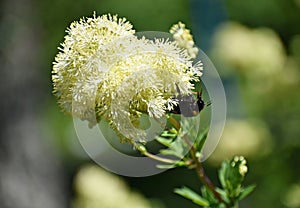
[232,156,248,176]
[170,22,199,59]
[52,13,203,143]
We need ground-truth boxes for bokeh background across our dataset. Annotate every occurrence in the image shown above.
[1,0,300,207]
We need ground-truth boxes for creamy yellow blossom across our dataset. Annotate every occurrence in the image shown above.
[282,184,300,208]
[52,13,135,118]
[209,119,272,164]
[212,22,285,76]
[73,165,153,208]
[233,156,248,176]
[52,14,203,143]
[170,22,199,59]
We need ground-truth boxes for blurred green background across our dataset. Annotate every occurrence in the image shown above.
[1,0,300,207]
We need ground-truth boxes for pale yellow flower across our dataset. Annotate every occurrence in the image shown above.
[52,13,135,118]
[72,165,153,208]
[212,22,285,76]
[233,156,248,176]
[95,37,202,142]
[52,14,203,143]
[282,184,300,208]
[209,119,273,164]
[170,22,199,59]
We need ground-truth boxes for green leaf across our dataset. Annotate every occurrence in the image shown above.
[218,157,246,191]
[156,164,176,169]
[201,186,219,205]
[158,134,189,159]
[238,184,256,200]
[218,156,254,204]
[175,186,210,206]
[180,115,201,139]
[161,131,177,138]
[159,141,185,158]
[218,160,228,189]
[156,136,173,147]
[216,188,230,204]
[156,160,186,169]
[195,126,209,152]
[159,149,182,158]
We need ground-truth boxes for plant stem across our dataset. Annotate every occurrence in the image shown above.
[168,116,181,130]
[159,115,225,203]
[135,143,178,164]
[142,150,177,164]
[183,135,225,204]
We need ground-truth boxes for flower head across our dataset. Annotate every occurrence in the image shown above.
[170,22,199,59]
[52,13,135,117]
[232,156,248,176]
[52,14,203,143]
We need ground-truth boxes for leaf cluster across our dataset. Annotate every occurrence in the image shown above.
[175,157,255,208]
[156,125,255,207]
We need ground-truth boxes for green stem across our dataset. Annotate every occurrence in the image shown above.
[143,150,177,164]
[168,116,181,130]
[228,198,239,208]
[168,115,224,202]
[145,115,226,204]
[135,144,178,164]
[231,202,239,208]
[184,135,225,204]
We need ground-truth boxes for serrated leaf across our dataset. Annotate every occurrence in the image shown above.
[175,186,210,206]
[238,184,256,200]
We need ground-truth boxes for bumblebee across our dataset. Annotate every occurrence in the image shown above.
[170,85,207,117]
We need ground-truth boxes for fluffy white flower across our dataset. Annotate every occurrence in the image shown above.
[52,13,135,118]
[52,13,203,143]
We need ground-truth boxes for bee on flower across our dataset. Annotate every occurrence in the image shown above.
[52,13,203,143]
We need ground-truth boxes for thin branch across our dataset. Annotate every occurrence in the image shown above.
[142,151,178,164]
[168,116,181,130]
[184,135,225,204]
[135,144,178,164]
[147,115,225,203]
